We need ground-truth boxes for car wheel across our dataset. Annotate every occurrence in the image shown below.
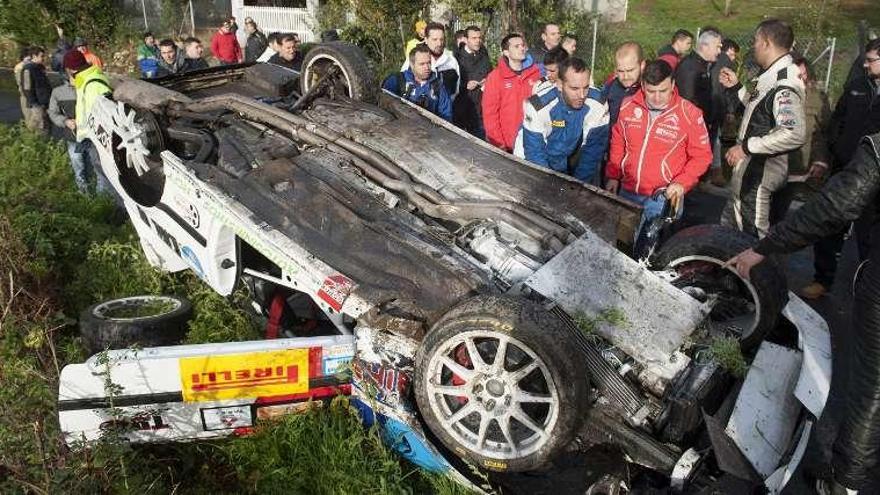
[79,295,193,354]
[300,41,377,103]
[652,224,788,349]
[414,295,590,472]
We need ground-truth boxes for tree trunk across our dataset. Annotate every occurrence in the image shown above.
[724,0,732,16]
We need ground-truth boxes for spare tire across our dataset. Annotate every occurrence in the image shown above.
[300,41,377,103]
[414,295,590,473]
[652,224,788,349]
[79,295,193,354]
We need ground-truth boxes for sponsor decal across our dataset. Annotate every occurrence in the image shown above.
[180,245,206,279]
[550,120,566,128]
[99,408,170,433]
[504,81,513,89]
[316,274,353,312]
[172,195,201,229]
[352,358,411,407]
[201,405,253,431]
[655,127,678,139]
[180,349,309,402]
[633,107,643,119]
[323,356,351,375]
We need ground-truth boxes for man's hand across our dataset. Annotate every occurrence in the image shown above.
[466,80,479,91]
[665,182,684,212]
[64,119,76,131]
[724,248,765,280]
[719,67,739,88]
[605,179,620,194]
[808,162,828,180]
[726,144,747,167]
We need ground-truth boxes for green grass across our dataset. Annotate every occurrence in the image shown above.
[0,124,476,494]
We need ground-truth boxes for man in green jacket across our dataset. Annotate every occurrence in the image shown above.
[62,49,111,143]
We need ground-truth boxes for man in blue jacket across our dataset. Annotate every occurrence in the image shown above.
[383,44,452,121]
[514,57,609,184]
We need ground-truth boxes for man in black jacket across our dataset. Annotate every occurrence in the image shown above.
[453,25,491,138]
[21,46,51,135]
[676,28,722,140]
[182,37,209,72]
[268,33,303,71]
[156,39,186,77]
[727,132,880,494]
[244,18,268,63]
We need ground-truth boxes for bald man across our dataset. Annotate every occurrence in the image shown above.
[602,42,645,124]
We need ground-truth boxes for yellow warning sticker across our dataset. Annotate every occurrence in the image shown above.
[179,349,309,402]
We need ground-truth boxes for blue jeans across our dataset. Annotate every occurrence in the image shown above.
[67,140,111,195]
[620,189,684,258]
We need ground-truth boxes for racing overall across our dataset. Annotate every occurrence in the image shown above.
[722,54,806,238]
[513,87,610,184]
[755,133,880,489]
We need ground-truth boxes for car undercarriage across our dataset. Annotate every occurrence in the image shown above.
[58,43,831,493]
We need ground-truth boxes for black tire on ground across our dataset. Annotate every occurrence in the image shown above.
[300,41,377,103]
[414,295,590,473]
[79,295,193,354]
[652,224,788,349]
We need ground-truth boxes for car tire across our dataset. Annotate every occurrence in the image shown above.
[79,295,193,354]
[414,295,590,473]
[652,224,788,349]
[300,41,377,103]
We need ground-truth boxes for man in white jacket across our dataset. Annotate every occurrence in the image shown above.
[401,22,460,99]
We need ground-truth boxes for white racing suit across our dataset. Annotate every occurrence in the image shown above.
[721,54,807,238]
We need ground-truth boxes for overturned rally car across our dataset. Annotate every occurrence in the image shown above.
[59,43,831,492]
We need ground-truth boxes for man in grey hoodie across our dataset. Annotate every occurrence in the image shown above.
[156,39,186,77]
[47,76,110,194]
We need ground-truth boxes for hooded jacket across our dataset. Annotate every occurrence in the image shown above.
[606,87,713,196]
[73,64,111,141]
[211,30,241,63]
[48,82,77,142]
[156,51,187,77]
[514,86,610,182]
[137,43,159,77]
[481,55,541,151]
[401,48,460,99]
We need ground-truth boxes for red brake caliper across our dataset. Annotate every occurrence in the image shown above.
[451,344,472,404]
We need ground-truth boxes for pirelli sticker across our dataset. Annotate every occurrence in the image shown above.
[180,349,309,402]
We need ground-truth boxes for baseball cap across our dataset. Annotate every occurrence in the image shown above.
[63,49,89,71]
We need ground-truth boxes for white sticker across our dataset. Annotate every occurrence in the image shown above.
[200,405,253,431]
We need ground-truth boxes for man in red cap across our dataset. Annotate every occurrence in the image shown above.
[63,49,111,142]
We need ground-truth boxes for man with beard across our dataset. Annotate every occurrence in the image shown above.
[603,42,645,125]
[718,19,806,238]
[402,22,460,99]
[383,44,452,121]
[482,33,541,152]
[514,57,609,184]
[453,25,491,137]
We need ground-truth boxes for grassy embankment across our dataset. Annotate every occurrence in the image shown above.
[0,124,474,494]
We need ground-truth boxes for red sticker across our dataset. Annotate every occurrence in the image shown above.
[317,274,353,311]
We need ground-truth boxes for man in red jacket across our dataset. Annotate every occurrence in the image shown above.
[482,33,541,152]
[211,20,242,65]
[606,60,712,251]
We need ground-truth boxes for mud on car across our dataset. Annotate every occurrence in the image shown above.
[59,43,831,492]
